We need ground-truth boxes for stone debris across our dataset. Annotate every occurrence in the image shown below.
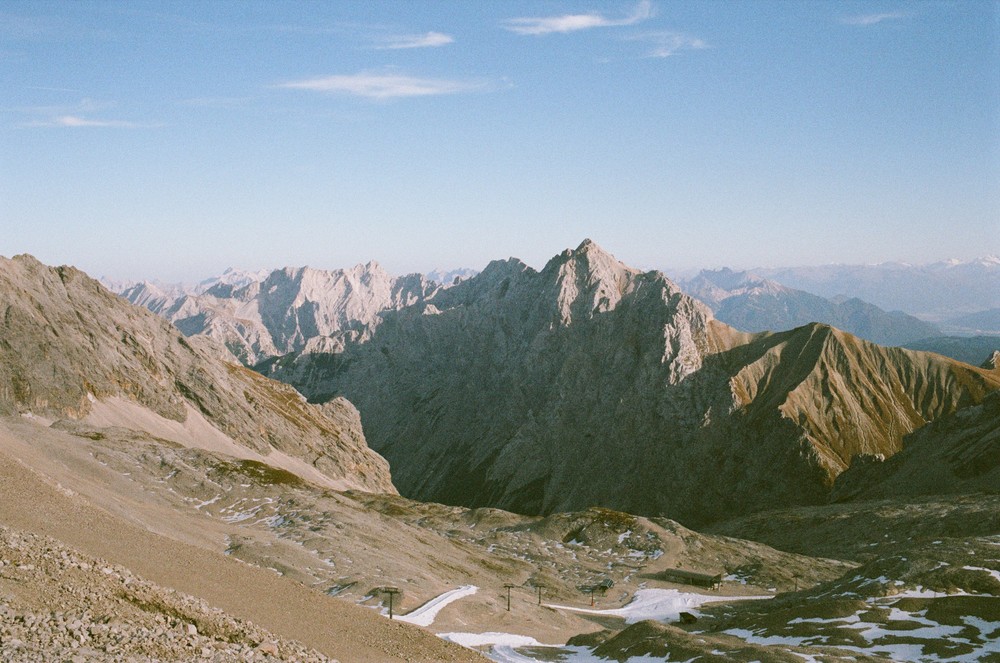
[0,525,335,662]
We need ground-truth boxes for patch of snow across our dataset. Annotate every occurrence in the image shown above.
[722,628,816,648]
[438,632,548,648]
[788,653,826,663]
[962,615,1000,637]
[546,588,772,624]
[617,530,632,544]
[258,515,285,528]
[963,565,1000,585]
[788,614,861,625]
[193,495,221,510]
[396,585,478,627]
[878,585,970,600]
[857,575,890,587]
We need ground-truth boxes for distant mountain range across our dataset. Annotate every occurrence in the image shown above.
[680,268,940,346]
[901,335,1000,367]
[945,308,1000,334]
[752,256,1000,319]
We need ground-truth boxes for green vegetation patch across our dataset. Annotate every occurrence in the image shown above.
[211,459,305,488]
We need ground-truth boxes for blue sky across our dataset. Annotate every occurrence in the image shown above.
[1,1,997,282]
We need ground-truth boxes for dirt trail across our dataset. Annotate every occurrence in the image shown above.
[0,445,484,662]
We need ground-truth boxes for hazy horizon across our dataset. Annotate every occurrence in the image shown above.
[75,243,1000,289]
[3,1,997,283]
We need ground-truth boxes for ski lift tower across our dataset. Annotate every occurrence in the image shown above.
[379,586,400,619]
[503,583,516,611]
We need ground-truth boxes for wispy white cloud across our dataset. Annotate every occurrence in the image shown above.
[25,114,146,128]
[629,31,708,58]
[503,0,653,35]
[278,72,485,100]
[10,98,152,128]
[26,85,83,93]
[841,12,907,26]
[11,97,112,115]
[376,31,453,50]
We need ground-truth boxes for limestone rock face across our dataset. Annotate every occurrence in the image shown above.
[120,263,438,365]
[263,241,1000,526]
[0,254,394,494]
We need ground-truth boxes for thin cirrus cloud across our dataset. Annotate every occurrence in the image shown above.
[376,31,454,50]
[503,0,652,35]
[841,12,907,26]
[278,73,485,100]
[25,114,144,128]
[629,32,708,58]
[54,115,135,127]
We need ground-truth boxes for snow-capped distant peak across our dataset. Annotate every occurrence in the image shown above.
[426,267,479,287]
[931,256,1000,270]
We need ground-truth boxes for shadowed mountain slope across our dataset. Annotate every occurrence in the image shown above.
[832,387,1000,501]
[0,254,393,493]
[262,241,1000,526]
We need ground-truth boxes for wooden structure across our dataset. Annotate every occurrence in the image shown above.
[577,578,614,606]
[375,586,401,619]
[658,569,723,590]
[503,583,516,611]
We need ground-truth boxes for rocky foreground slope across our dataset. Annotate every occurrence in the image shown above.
[0,254,393,493]
[263,241,1000,525]
[0,526,330,662]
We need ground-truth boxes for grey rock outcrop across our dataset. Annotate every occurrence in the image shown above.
[120,263,438,365]
[0,254,394,494]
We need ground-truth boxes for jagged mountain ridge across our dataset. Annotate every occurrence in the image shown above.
[120,263,439,365]
[0,254,394,494]
[261,241,1000,526]
[682,268,940,346]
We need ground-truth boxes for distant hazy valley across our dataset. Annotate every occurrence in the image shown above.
[2,244,999,662]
